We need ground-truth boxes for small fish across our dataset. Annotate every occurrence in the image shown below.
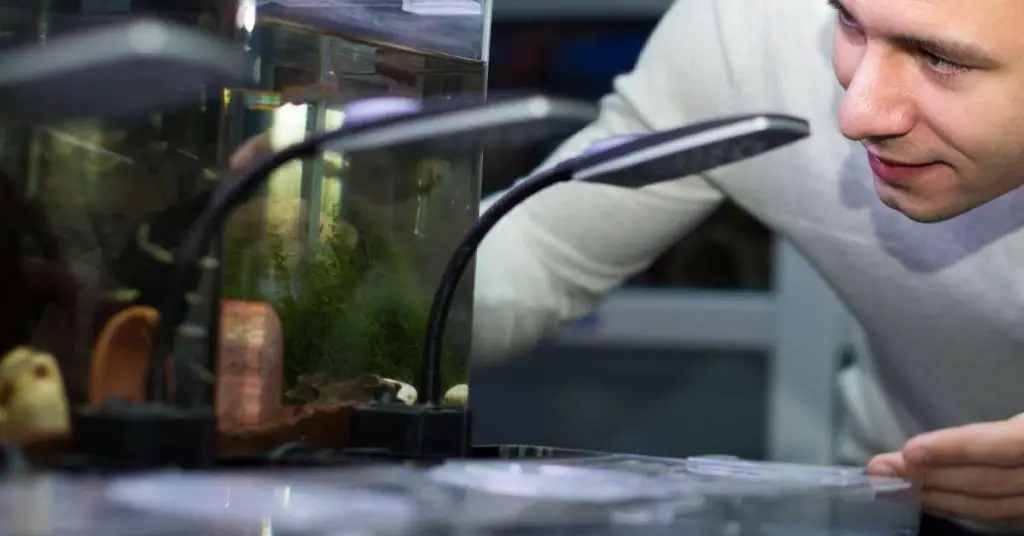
[177,324,208,338]
[135,224,175,264]
[106,189,214,308]
[106,288,141,303]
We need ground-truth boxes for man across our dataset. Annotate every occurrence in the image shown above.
[469,0,1024,532]
[230,0,1020,530]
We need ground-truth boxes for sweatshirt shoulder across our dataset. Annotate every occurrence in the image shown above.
[643,0,835,103]
[650,0,833,63]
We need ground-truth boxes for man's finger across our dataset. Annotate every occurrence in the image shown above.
[919,465,1024,498]
[867,451,907,476]
[905,421,1024,466]
[923,490,1024,523]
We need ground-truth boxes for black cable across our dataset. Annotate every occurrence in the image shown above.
[419,163,575,405]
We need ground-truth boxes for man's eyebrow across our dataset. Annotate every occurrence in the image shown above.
[890,35,1001,68]
[829,0,1002,68]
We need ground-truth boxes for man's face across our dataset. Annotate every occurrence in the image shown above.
[831,0,1024,222]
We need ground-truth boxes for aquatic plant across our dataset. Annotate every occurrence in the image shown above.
[221,207,465,399]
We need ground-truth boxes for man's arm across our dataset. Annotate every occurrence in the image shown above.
[472,0,737,361]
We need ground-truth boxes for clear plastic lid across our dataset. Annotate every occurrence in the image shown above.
[427,461,688,503]
[107,471,419,530]
[687,456,913,493]
[0,471,422,536]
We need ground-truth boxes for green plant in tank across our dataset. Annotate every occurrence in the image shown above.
[221,206,465,401]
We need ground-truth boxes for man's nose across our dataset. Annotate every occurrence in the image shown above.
[838,52,915,142]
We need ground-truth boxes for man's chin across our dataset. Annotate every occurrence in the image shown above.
[875,184,961,223]
[893,206,953,223]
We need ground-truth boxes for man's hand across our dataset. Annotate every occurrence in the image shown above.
[868,414,1024,524]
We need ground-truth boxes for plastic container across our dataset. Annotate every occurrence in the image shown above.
[0,463,705,536]
[557,454,921,535]
[426,460,707,534]
[0,467,445,536]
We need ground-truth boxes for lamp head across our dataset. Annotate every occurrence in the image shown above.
[340,96,424,126]
[0,19,250,124]
[324,94,598,155]
[572,114,810,187]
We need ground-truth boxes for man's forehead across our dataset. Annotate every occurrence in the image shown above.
[843,0,1024,63]
[847,0,1016,29]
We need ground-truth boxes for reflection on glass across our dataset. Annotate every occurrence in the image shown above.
[0,89,222,423]
[0,0,485,452]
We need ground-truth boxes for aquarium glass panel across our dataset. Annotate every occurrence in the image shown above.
[217,1,486,452]
[0,0,487,454]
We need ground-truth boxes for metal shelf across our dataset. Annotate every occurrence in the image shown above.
[559,289,776,350]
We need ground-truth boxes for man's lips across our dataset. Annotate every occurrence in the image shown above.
[868,151,934,168]
[866,151,942,184]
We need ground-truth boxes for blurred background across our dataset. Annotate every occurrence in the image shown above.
[472,0,855,465]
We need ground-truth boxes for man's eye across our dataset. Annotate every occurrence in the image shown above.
[826,0,860,30]
[837,10,859,29]
[923,53,970,78]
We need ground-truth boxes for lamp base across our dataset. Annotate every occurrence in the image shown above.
[73,401,215,471]
[347,402,471,459]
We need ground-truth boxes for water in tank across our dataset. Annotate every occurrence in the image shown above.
[0,0,488,454]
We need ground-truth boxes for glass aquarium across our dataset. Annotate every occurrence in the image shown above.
[0,0,488,453]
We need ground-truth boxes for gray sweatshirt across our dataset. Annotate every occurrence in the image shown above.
[472,0,1024,469]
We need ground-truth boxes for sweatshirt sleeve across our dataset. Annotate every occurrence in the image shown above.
[471,0,735,362]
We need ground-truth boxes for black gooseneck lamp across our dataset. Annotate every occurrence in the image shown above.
[420,113,812,404]
[69,94,599,470]
[343,113,811,459]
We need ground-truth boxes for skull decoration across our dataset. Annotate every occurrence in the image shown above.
[0,346,71,443]
[443,384,467,407]
[381,378,418,405]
